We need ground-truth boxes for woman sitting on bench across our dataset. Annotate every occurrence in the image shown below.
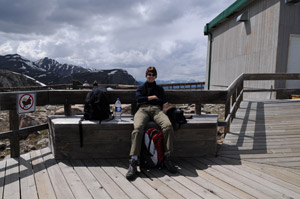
[126,66,177,181]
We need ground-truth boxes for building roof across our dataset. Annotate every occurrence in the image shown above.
[204,0,255,35]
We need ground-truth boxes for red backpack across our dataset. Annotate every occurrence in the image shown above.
[140,128,164,168]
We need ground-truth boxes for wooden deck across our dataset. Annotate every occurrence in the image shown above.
[0,147,299,199]
[220,99,300,169]
[0,99,300,198]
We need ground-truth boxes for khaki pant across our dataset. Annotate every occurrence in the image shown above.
[129,105,174,156]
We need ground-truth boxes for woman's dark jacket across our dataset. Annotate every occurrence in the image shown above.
[136,81,165,109]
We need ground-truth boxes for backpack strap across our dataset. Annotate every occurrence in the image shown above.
[147,129,158,156]
[79,117,84,147]
[147,133,153,155]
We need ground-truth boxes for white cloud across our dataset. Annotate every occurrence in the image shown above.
[0,42,13,54]
[0,0,236,81]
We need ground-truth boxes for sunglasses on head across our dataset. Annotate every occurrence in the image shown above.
[147,73,155,77]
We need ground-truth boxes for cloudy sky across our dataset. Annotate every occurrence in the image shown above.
[0,0,235,82]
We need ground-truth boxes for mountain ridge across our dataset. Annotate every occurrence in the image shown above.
[0,54,138,85]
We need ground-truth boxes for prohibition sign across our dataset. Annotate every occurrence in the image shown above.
[19,94,34,111]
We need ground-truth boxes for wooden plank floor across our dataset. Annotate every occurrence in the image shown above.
[0,146,299,198]
[219,99,300,169]
[1,99,300,198]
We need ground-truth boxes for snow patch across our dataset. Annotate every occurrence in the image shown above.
[23,74,47,86]
[26,61,46,71]
[8,71,46,86]
[108,70,117,75]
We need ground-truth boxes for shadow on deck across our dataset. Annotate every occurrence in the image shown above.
[219,99,300,169]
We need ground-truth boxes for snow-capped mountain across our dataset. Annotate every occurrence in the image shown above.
[34,57,92,77]
[0,54,46,77]
[0,54,138,85]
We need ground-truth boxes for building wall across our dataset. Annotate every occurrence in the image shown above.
[275,1,300,88]
[206,0,281,98]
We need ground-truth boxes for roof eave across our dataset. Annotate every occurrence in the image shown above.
[204,0,254,35]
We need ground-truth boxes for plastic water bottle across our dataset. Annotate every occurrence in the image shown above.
[114,98,122,121]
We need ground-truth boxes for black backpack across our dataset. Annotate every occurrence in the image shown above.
[83,87,111,121]
[174,109,187,125]
[166,108,187,131]
[163,103,187,131]
[79,86,112,147]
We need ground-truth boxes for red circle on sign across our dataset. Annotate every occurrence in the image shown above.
[19,94,34,110]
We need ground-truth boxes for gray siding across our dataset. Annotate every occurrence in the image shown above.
[206,0,281,98]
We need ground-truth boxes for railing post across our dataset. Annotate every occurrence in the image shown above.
[231,89,237,119]
[9,110,20,158]
[237,81,244,108]
[195,104,201,115]
[239,81,244,102]
[64,101,72,116]
[224,99,231,135]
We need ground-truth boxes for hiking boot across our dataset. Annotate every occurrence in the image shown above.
[164,155,177,173]
[126,159,137,181]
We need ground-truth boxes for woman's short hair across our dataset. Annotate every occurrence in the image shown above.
[145,66,157,77]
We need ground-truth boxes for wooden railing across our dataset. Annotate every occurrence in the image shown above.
[1,73,300,157]
[0,82,139,92]
[0,82,204,92]
[222,73,300,133]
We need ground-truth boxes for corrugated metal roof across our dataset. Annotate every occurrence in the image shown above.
[204,0,255,35]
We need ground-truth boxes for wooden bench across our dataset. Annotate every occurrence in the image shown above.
[48,114,218,159]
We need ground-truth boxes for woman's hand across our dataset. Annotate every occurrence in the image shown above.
[148,95,158,101]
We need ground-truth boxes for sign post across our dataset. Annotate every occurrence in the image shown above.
[10,93,36,157]
[17,93,36,114]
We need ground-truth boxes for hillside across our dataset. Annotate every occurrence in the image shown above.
[0,69,45,87]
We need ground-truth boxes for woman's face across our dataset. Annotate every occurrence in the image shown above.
[146,72,156,83]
